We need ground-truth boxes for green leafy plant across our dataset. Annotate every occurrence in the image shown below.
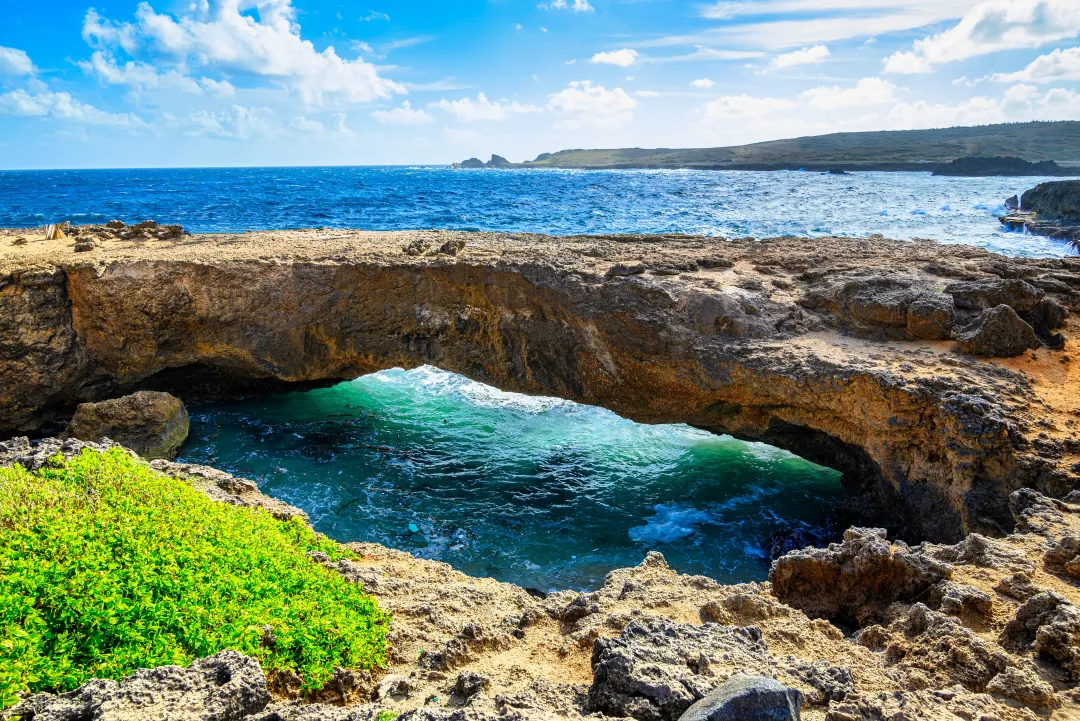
[0,448,390,709]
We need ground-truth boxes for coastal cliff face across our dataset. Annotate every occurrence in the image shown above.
[2,229,1080,542]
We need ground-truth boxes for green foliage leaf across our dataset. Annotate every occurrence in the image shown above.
[0,449,389,709]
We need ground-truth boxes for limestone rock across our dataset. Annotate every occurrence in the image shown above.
[999,591,1080,679]
[587,619,772,720]
[251,703,386,721]
[985,667,1059,709]
[677,676,802,721]
[769,528,951,626]
[66,390,189,459]
[3,651,269,721]
[955,305,1038,357]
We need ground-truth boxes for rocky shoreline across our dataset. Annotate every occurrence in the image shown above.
[4,435,1080,720]
[3,228,1080,543]
[4,227,1080,718]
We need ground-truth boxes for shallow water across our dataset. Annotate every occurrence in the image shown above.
[177,367,844,590]
[0,166,1074,258]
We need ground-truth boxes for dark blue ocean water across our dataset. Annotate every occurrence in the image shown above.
[0,166,1073,257]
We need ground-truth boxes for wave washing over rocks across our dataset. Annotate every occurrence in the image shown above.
[4,226,1080,719]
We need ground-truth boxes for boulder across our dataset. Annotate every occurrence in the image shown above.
[905,293,955,340]
[955,305,1038,358]
[4,651,269,721]
[66,390,190,459]
[677,676,802,721]
[944,278,1044,313]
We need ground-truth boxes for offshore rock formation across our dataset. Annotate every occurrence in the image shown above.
[932,156,1072,177]
[2,229,1080,541]
[7,438,1080,720]
[1000,181,1080,245]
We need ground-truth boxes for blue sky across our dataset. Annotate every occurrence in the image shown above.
[0,0,1078,168]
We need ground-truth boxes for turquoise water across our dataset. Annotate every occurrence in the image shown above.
[177,366,844,590]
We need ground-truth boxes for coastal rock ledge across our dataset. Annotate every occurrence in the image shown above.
[2,229,1080,541]
[5,436,1080,720]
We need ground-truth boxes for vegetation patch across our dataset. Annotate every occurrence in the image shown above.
[0,448,389,709]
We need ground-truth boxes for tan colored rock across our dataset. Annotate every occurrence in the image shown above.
[66,390,189,459]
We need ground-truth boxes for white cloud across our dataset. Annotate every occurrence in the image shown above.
[991,46,1080,83]
[82,0,404,106]
[882,51,932,74]
[883,0,1080,73]
[682,0,983,50]
[0,46,35,77]
[0,87,144,127]
[886,84,1080,127]
[371,101,434,125]
[770,45,830,69]
[591,49,639,67]
[547,80,636,129]
[361,11,390,22]
[79,51,235,97]
[290,116,324,133]
[177,105,281,139]
[691,78,715,88]
[430,93,541,122]
[540,0,594,12]
[703,94,795,118]
[635,90,662,97]
[799,77,898,107]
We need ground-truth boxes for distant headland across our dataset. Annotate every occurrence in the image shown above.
[454,120,1080,175]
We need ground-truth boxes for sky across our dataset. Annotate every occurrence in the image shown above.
[0,0,1079,168]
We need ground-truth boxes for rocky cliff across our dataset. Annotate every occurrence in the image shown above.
[5,437,1080,720]
[2,228,1080,542]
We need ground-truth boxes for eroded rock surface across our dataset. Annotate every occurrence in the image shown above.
[7,440,1080,720]
[3,230,1080,541]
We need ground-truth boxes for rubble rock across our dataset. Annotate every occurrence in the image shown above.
[955,305,1039,357]
[677,676,802,721]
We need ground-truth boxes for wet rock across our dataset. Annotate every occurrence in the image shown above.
[769,528,951,626]
[3,650,269,721]
[65,390,189,459]
[677,676,802,721]
[1005,194,1020,210]
[1019,179,1080,222]
[944,278,1044,313]
[955,305,1038,357]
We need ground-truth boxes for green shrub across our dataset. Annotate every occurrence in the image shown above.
[0,448,389,709]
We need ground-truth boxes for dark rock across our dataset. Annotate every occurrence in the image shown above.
[1020,180,1080,222]
[4,651,269,721]
[1005,194,1020,211]
[587,618,772,720]
[65,390,190,459]
[458,158,485,169]
[906,293,955,340]
[486,154,513,168]
[933,156,1069,177]
[769,527,951,627]
[677,676,802,721]
[73,241,95,253]
[999,591,1080,679]
[454,671,489,700]
[827,169,849,175]
[955,305,1038,357]
[607,263,648,277]
[944,278,1044,313]
[1021,297,1070,337]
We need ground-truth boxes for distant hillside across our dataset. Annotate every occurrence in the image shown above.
[507,122,1080,170]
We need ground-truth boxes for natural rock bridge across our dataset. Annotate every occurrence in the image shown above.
[3,228,1079,542]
